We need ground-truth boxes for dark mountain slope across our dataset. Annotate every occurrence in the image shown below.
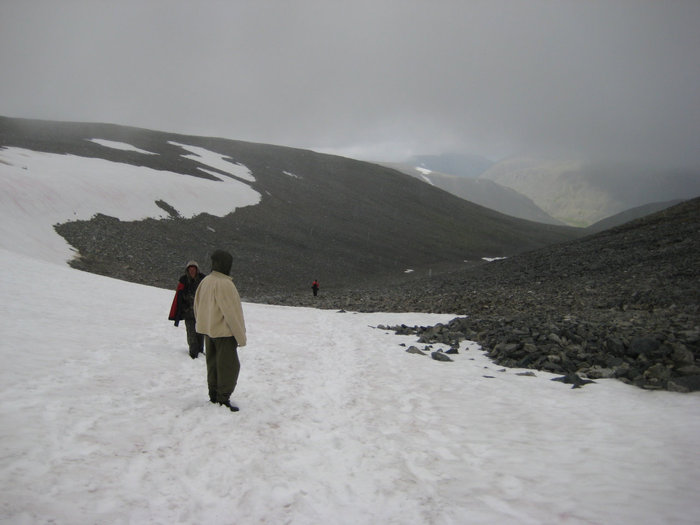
[1,116,581,295]
[300,197,699,314]
[586,199,684,234]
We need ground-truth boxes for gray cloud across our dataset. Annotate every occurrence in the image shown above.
[2,0,699,168]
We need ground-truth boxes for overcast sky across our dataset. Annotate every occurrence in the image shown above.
[1,1,699,167]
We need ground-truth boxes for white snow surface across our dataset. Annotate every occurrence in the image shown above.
[0,147,699,524]
[169,141,255,182]
[89,139,158,155]
[0,146,260,265]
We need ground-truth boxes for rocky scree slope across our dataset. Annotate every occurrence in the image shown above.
[269,199,700,392]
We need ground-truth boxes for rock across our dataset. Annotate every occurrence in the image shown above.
[667,375,700,393]
[605,337,625,354]
[642,363,671,389]
[672,344,695,366]
[584,366,616,379]
[431,352,453,362]
[627,337,660,357]
[551,373,596,389]
[494,342,519,354]
[679,330,700,343]
[406,346,426,355]
[676,364,700,376]
[548,333,563,345]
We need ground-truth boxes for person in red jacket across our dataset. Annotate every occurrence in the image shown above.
[311,279,320,297]
[169,260,205,358]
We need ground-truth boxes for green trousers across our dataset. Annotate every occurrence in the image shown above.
[204,335,240,403]
[185,318,204,357]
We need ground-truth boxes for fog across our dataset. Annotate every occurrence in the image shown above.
[1,0,699,168]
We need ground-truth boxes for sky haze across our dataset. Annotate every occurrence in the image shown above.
[1,1,699,168]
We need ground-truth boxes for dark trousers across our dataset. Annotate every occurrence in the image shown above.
[185,318,204,357]
[205,335,240,403]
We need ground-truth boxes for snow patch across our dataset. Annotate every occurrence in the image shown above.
[415,167,434,185]
[0,147,260,264]
[88,139,158,155]
[169,141,255,182]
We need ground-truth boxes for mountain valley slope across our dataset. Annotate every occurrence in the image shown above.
[383,162,563,225]
[0,116,580,295]
[2,116,697,391]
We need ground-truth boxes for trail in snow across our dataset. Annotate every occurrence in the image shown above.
[1,249,699,524]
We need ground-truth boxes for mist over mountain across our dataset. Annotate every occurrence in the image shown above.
[480,157,700,226]
[381,162,563,225]
[407,153,494,178]
[391,151,698,228]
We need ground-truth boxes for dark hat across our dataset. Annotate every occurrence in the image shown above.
[210,250,233,275]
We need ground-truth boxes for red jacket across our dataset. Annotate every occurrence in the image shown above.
[168,282,186,326]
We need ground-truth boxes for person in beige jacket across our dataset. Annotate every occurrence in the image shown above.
[193,250,247,412]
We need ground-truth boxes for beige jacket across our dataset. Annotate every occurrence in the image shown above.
[193,271,247,346]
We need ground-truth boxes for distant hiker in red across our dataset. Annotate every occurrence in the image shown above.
[168,260,205,359]
[311,280,320,297]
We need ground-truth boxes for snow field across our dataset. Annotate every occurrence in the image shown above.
[1,248,699,524]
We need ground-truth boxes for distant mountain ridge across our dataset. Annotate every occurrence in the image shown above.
[383,162,564,225]
[479,157,700,226]
[0,116,581,295]
[407,153,494,178]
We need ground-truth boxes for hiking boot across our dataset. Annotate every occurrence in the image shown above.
[219,400,239,412]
